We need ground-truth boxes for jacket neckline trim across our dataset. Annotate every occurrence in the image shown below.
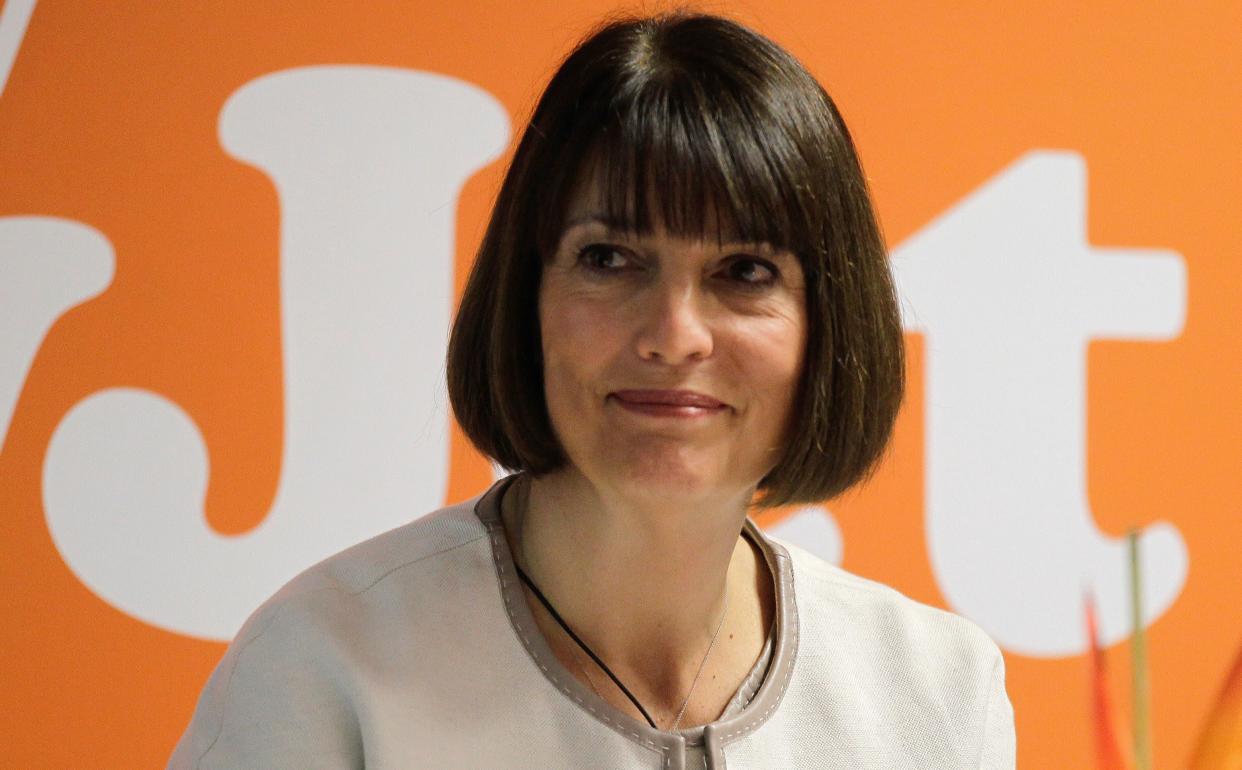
[473,473,800,763]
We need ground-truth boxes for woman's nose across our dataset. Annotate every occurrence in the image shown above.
[634,282,714,364]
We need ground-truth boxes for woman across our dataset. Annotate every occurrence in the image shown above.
[171,11,1014,769]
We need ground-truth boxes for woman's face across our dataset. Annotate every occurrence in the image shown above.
[538,174,807,507]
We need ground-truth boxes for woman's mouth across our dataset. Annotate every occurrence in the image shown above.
[608,389,729,418]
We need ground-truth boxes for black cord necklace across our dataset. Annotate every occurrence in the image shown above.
[506,476,730,732]
[512,561,660,729]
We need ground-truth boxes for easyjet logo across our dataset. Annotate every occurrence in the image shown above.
[5,4,1233,765]
[4,53,1187,654]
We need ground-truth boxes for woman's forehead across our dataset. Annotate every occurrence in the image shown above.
[560,175,752,245]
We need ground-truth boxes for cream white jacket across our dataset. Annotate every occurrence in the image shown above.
[170,475,1015,769]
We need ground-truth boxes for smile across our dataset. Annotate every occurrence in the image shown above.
[608,389,730,418]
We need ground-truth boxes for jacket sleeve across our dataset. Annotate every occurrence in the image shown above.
[974,650,1016,769]
[167,595,363,770]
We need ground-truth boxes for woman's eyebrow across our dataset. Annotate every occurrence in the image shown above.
[561,213,784,255]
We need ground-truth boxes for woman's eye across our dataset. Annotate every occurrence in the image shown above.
[722,257,778,288]
[576,244,631,272]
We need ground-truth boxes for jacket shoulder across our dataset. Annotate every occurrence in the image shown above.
[772,533,1001,663]
[168,495,492,769]
[273,494,488,599]
[766,534,1014,766]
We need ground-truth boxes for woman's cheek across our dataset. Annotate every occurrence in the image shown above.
[542,293,618,397]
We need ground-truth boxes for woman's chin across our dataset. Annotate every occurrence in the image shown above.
[592,447,732,504]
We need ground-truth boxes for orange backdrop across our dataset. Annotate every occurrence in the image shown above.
[1,1,1239,767]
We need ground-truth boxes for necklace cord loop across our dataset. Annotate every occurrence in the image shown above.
[512,561,729,732]
[513,562,659,729]
[508,475,731,732]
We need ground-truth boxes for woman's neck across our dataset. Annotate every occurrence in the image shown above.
[499,469,772,722]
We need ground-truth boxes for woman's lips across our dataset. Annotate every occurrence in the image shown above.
[609,389,729,417]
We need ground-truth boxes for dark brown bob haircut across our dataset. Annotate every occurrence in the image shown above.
[447,10,904,507]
